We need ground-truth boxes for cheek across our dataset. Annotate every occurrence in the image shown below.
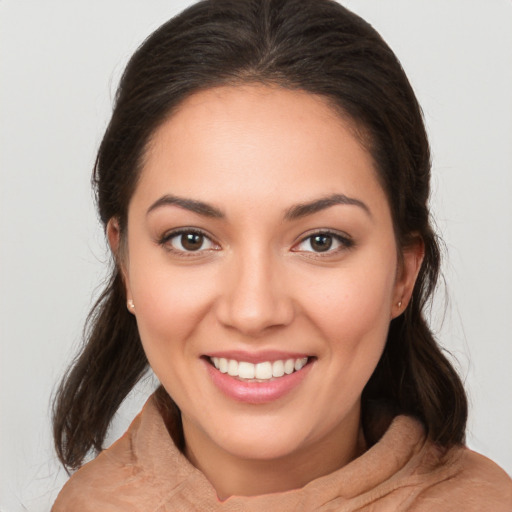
[127,258,217,352]
[300,266,395,417]
[297,252,397,358]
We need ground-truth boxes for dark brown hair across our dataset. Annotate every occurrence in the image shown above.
[53,0,467,470]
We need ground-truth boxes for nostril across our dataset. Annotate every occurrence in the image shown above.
[215,299,293,335]
[213,258,295,334]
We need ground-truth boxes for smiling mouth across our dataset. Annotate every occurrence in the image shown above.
[207,356,311,382]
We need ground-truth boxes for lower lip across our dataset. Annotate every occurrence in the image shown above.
[204,359,314,404]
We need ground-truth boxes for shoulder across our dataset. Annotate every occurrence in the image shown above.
[52,394,204,511]
[411,445,512,512]
[52,414,147,512]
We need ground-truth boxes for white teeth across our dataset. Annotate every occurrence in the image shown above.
[219,357,228,373]
[238,361,255,379]
[227,359,238,376]
[272,360,285,377]
[284,359,295,375]
[295,357,308,371]
[255,361,273,379]
[210,356,309,380]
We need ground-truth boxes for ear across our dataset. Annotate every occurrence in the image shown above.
[107,218,135,314]
[391,236,424,319]
[106,217,121,256]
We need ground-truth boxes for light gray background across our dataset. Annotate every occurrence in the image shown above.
[1,1,511,510]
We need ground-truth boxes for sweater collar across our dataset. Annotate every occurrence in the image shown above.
[131,394,428,510]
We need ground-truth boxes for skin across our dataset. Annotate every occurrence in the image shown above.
[108,85,423,499]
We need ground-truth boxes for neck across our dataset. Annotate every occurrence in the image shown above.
[182,405,365,500]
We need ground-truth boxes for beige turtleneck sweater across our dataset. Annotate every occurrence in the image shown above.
[52,395,512,511]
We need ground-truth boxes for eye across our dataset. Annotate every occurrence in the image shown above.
[160,229,218,253]
[293,231,353,254]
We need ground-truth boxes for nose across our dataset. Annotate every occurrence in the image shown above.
[214,247,295,336]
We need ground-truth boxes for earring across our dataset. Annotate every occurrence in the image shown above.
[127,299,135,310]
[397,300,402,308]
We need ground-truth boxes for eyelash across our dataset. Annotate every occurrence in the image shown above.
[157,228,354,257]
[157,228,219,255]
[292,230,355,256]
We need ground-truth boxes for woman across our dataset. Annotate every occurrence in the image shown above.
[52,0,512,509]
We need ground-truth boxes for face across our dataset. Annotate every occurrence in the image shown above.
[117,85,419,465]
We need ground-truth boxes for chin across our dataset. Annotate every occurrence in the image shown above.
[221,432,307,461]
[189,412,312,461]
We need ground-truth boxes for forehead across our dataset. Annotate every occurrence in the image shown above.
[135,84,387,217]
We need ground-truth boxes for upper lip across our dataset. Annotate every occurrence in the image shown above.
[204,350,312,364]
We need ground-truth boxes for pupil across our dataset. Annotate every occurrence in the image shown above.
[311,234,332,252]
[182,233,203,251]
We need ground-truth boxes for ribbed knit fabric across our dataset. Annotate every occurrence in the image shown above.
[53,395,512,511]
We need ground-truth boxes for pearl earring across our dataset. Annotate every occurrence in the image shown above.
[397,300,402,308]
[127,299,135,310]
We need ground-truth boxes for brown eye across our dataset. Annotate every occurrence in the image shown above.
[181,232,204,251]
[164,230,216,253]
[310,234,332,252]
[293,231,354,254]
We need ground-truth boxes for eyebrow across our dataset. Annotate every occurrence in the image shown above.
[146,192,370,220]
[147,194,224,218]
[284,193,371,220]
